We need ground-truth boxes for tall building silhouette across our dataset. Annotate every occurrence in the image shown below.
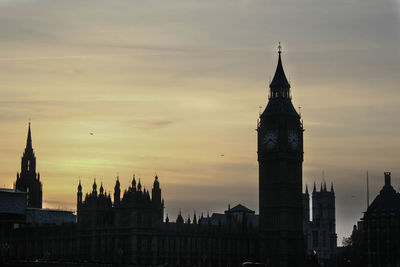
[303,182,337,265]
[257,46,304,266]
[351,172,400,266]
[2,48,343,266]
[14,123,42,208]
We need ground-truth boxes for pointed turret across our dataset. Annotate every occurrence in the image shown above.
[115,176,120,188]
[16,122,42,208]
[77,179,83,209]
[100,182,104,195]
[78,179,82,192]
[152,175,162,206]
[21,122,36,174]
[331,181,334,193]
[305,184,309,195]
[176,211,184,224]
[26,122,33,151]
[261,43,299,119]
[269,43,291,99]
[137,178,142,191]
[323,181,327,192]
[313,182,316,192]
[92,179,97,195]
[153,175,160,188]
[132,174,136,190]
[114,176,121,205]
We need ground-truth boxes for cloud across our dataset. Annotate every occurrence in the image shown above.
[123,119,176,130]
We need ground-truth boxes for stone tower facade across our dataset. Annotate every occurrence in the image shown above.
[15,122,43,208]
[257,47,304,267]
[303,182,337,265]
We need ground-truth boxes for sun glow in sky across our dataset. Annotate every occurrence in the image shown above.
[0,0,399,243]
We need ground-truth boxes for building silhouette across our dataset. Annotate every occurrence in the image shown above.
[73,177,259,265]
[14,122,42,208]
[257,45,305,266]
[303,182,337,266]
[351,172,400,266]
[0,47,343,266]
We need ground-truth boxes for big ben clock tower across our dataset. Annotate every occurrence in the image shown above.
[258,44,304,267]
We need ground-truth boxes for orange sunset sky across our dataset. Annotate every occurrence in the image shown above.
[0,0,399,243]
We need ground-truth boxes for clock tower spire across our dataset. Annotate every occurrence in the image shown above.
[258,45,304,267]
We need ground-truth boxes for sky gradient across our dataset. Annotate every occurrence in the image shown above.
[0,0,399,243]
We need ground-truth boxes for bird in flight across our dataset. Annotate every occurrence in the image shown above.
[89,132,94,136]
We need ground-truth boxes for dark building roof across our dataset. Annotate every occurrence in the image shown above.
[0,188,27,215]
[26,208,76,226]
[366,172,400,216]
[269,51,291,90]
[226,204,255,214]
[261,47,299,119]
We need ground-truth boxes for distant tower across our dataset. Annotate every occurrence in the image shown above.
[15,122,43,208]
[92,179,97,196]
[311,181,337,261]
[152,175,161,205]
[258,45,304,267]
[77,179,82,210]
[114,176,120,206]
[152,175,164,224]
[303,185,310,222]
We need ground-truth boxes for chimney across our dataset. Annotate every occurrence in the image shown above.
[384,172,391,186]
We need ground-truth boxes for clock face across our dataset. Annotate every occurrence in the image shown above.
[263,130,277,150]
[288,130,299,149]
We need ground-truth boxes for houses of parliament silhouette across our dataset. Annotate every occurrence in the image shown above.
[0,47,341,267]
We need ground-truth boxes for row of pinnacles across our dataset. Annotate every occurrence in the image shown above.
[75,174,259,264]
[76,175,256,232]
[77,175,164,229]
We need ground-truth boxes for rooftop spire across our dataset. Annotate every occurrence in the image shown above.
[305,184,309,194]
[26,121,33,150]
[269,42,291,98]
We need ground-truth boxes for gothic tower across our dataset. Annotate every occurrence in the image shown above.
[311,181,337,258]
[114,176,121,206]
[15,122,43,208]
[152,175,164,225]
[77,179,82,211]
[258,45,304,267]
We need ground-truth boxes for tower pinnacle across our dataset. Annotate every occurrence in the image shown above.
[26,121,32,150]
[16,122,42,208]
[269,43,291,98]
